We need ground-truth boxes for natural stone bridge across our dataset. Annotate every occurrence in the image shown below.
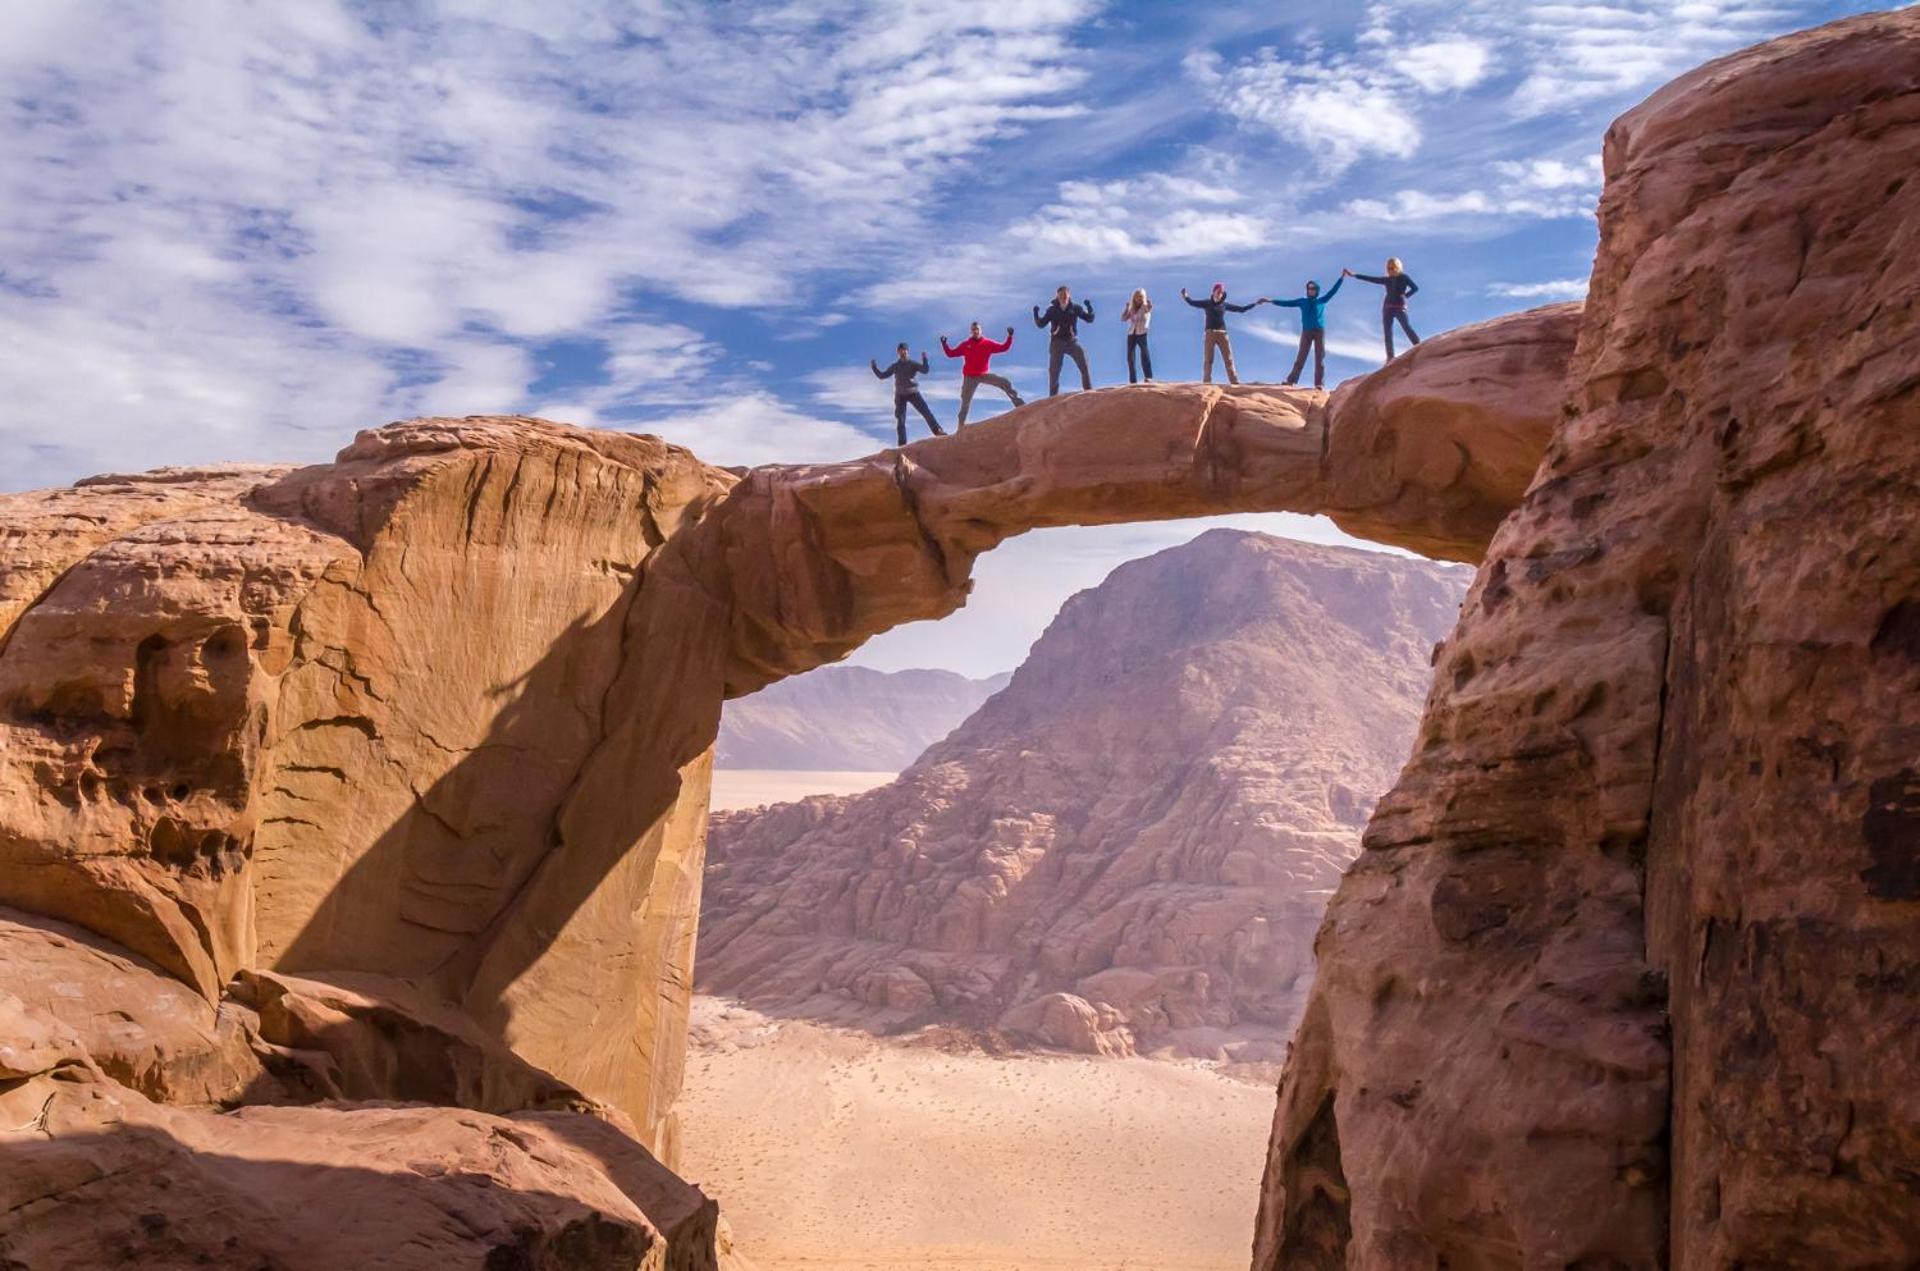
[0,307,1571,1228]
[5,13,1916,1261]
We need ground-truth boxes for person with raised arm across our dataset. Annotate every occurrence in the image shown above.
[1033,285,1095,396]
[871,342,944,446]
[1180,282,1266,385]
[1272,274,1344,389]
[1120,289,1154,383]
[939,321,1025,426]
[1344,258,1421,358]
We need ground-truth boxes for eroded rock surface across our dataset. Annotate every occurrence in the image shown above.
[0,317,1564,1264]
[1254,10,1920,1267]
[699,532,1467,1061]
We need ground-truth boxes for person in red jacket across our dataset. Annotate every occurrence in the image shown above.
[939,321,1025,426]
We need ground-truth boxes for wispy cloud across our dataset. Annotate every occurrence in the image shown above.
[1487,278,1590,300]
[0,0,1101,487]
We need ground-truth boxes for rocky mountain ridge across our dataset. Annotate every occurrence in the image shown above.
[715,665,1008,772]
[699,530,1468,1061]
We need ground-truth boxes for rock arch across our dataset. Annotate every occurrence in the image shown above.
[0,304,1574,1169]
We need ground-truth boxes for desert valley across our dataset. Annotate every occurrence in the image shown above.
[2,7,1917,1271]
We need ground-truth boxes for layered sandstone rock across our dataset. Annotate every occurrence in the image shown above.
[0,313,1564,1262]
[0,907,722,1271]
[699,532,1467,1061]
[1254,10,1920,1267]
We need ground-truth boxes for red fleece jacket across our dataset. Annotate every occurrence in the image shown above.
[940,332,1013,377]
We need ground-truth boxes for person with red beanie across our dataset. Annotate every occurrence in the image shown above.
[1179,282,1266,384]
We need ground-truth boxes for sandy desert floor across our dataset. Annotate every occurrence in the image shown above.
[710,770,898,812]
[677,997,1273,1271]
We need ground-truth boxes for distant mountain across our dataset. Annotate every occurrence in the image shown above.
[698,530,1469,1062]
[714,665,1010,771]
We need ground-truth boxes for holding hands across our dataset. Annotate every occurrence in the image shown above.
[1341,267,1354,277]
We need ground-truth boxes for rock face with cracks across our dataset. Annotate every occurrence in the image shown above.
[0,318,1562,1263]
[1253,10,1920,1268]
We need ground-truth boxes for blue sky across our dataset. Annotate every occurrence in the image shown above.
[0,0,1891,674]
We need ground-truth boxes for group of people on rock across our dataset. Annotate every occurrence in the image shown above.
[870,259,1423,445]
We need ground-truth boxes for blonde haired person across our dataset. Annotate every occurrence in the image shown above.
[1120,289,1154,382]
[1344,257,1421,359]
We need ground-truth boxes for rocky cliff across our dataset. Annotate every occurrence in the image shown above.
[699,532,1467,1060]
[715,666,1007,772]
[0,312,1564,1265]
[1253,10,1920,1268]
[8,11,1909,1258]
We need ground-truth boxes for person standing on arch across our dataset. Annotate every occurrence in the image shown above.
[1272,274,1344,389]
[870,342,944,447]
[1345,258,1421,359]
[1120,289,1154,383]
[939,321,1025,426]
[1180,282,1265,385]
[1034,285,1095,396]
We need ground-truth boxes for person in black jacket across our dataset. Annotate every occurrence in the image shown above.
[870,342,945,446]
[1180,283,1267,384]
[1034,286,1095,396]
[1345,259,1421,358]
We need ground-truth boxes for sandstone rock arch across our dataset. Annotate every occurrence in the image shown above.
[0,304,1573,1175]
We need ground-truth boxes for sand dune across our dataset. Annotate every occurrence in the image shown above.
[678,997,1272,1271]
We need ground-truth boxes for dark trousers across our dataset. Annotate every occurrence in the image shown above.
[893,392,943,446]
[1126,333,1153,383]
[1384,308,1420,358]
[1286,329,1327,388]
[1048,338,1091,395]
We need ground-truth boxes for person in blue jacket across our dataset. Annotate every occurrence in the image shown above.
[1272,275,1344,389]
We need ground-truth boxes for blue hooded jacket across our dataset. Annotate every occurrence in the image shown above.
[1272,276,1343,332]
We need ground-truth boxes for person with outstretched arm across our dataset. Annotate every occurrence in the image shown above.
[1272,275,1344,389]
[1121,289,1154,383]
[1180,283,1266,385]
[939,321,1025,426]
[1345,258,1420,358]
[1033,285,1095,396]
[871,342,945,447]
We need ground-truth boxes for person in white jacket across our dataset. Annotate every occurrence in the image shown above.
[1120,289,1154,383]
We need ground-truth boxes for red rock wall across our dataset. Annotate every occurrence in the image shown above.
[1253,11,1920,1267]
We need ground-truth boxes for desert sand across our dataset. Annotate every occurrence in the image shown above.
[711,770,899,812]
[677,996,1272,1271]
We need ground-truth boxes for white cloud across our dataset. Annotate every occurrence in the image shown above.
[1488,278,1590,299]
[808,363,914,414]
[636,392,885,470]
[1208,55,1424,171]
[0,0,1103,488]
[1495,155,1605,189]
[1340,185,1595,224]
[1492,0,1801,115]
[1400,38,1495,93]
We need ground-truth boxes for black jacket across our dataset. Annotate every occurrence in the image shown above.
[871,354,930,397]
[1034,299,1094,342]
[1184,293,1258,331]
[1355,272,1419,307]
